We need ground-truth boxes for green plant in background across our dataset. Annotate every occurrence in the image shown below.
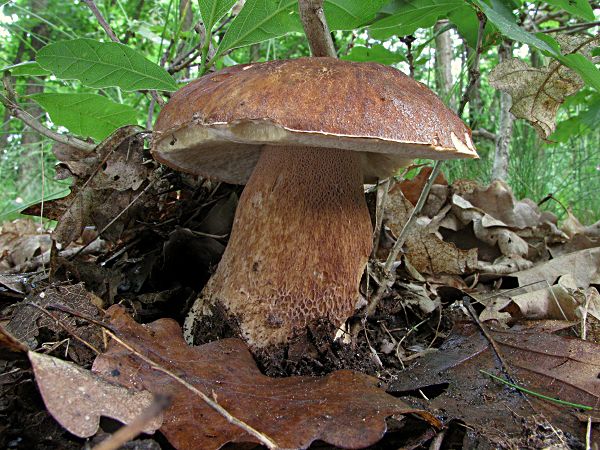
[0,0,598,222]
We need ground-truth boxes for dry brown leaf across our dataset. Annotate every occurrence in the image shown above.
[6,283,102,364]
[22,126,162,246]
[385,186,477,275]
[29,351,162,438]
[92,306,439,450]
[489,35,594,139]
[510,247,600,289]
[0,220,51,272]
[388,321,600,445]
[398,167,448,217]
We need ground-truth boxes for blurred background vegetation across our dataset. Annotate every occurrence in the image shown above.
[1,0,599,224]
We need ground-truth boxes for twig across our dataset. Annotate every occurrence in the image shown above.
[82,0,119,42]
[457,10,486,117]
[371,178,391,258]
[71,179,156,258]
[540,20,600,34]
[365,161,443,318]
[298,0,337,57]
[82,0,165,107]
[1,75,95,152]
[24,302,102,355]
[92,395,170,450]
[104,330,279,449]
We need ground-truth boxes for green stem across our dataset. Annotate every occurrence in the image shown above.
[480,370,595,411]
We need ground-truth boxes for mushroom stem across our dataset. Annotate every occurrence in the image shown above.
[187,145,372,347]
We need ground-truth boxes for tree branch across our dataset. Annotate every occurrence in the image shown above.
[0,77,95,152]
[298,0,336,57]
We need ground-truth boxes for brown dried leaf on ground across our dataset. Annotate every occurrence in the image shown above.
[93,306,439,450]
[385,185,477,275]
[6,283,102,364]
[22,126,162,247]
[510,247,600,288]
[0,220,51,272]
[509,275,600,322]
[461,180,563,238]
[29,351,162,438]
[489,35,593,139]
[388,321,600,446]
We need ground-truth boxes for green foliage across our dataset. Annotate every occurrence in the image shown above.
[30,93,138,141]
[215,0,388,58]
[544,0,594,21]
[37,39,178,91]
[341,44,405,64]
[368,0,465,40]
[198,0,238,34]
[0,0,599,224]
[2,61,51,76]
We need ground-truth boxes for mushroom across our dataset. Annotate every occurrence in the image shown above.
[152,57,477,348]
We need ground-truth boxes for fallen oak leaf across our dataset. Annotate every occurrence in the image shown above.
[93,305,439,450]
[28,350,163,438]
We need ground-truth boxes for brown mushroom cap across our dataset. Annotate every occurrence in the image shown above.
[152,57,477,184]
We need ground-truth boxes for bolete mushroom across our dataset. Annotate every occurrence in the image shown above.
[152,57,477,348]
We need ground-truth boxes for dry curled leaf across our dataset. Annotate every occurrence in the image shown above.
[385,185,477,275]
[29,351,162,438]
[22,126,163,246]
[93,306,439,450]
[489,35,594,139]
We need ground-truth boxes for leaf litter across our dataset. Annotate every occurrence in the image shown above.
[1,151,600,448]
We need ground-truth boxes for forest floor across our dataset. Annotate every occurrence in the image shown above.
[0,131,599,449]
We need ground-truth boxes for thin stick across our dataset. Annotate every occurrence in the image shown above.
[457,11,486,117]
[92,395,170,450]
[82,0,119,42]
[71,179,156,258]
[104,330,279,449]
[363,161,443,319]
[298,0,337,57]
[24,303,102,355]
[0,91,95,152]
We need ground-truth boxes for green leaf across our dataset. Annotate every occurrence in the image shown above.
[216,0,300,56]
[474,0,556,55]
[448,5,495,49]
[30,93,138,141]
[198,0,237,33]
[341,44,405,64]
[2,61,52,77]
[215,0,391,56]
[560,53,600,92]
[324,0,389,30]
[544,0,595,21]
[37,39,177,91]
[368,0,465,40]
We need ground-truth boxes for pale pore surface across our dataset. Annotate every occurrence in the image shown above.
[191,145,372,347]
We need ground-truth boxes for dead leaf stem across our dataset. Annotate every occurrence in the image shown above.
[24,302,102,355]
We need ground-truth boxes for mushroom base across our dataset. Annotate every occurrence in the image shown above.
[184,145,372,348]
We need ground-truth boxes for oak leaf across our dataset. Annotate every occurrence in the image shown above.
[93,306,439,450]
